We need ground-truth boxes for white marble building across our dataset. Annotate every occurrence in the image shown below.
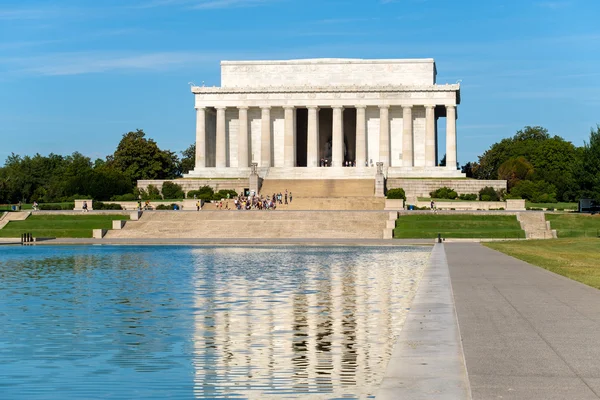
[186,58,464,179]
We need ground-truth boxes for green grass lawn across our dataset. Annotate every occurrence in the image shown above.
[526,201,577,209]
[0,215,129,238]
[485,238,600,289]
[417,197,476,202]
[546,213,600,237]
[393,214,525,239]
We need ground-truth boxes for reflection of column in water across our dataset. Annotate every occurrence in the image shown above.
[315,263,333,391]
[340,264,358,387]
[192,252,218,397]
[292,287,309,391]
[331,261,343,387]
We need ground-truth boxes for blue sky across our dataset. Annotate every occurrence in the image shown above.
[1,0,599,165]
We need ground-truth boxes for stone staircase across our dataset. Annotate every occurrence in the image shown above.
[260,179,375,198]
[0,211,30,230]
[264,167,376,179]
[203,197,385,211]
[517,212,556,239]
[104,210,390,239]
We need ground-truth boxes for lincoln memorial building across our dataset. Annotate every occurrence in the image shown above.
[185,58,464,179]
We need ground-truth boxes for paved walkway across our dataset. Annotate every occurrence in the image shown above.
[446,243,600,399]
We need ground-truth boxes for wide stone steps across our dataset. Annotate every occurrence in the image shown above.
[260,179,375,198]
[517,212,555,239]
[264,167,376,179]
[104,210,389,239]
[202,197,385,211]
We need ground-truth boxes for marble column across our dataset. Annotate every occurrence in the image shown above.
[425,105,436,167]
[215,107,226,168]
[237,106,249,168]
[355,106,366,167]
[402,105,413,167]
[194,107,206,169]
[446,105,457,169]
[379,105,390,166]
[307,106,319,167]
[261,107,271,168]
[284,106,296,167]
[332,106,344,167]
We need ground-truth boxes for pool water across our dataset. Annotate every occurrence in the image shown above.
[0,245,429,399]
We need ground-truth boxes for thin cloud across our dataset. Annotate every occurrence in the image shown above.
[536,1,572,9]
[3,51,223,76]
[138,0,277,9]
[0,7,54,20]
[190,0,277,9]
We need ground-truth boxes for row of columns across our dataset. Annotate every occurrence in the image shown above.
[194,105,457,169]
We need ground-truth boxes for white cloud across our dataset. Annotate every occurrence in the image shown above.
[138,0,277,9]
[3,51,223,76]
[536,1,572,9]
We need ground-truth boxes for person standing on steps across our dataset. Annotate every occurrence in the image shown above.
[285,190,288,205]
[289,192,293,203]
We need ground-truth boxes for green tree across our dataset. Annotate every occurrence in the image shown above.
[580,125,600,200]
[497,156,534,190]
[473,126,581,201]
[109,129,180,182]
[161,182,184,199]
[180,143,196,175]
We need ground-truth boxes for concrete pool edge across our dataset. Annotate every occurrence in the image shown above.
[376,243,472,399]
[22,238,436,246]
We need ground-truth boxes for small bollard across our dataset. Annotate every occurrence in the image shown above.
[437,233,442,243]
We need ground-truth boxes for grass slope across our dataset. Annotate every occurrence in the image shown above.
[393,214,525,239]
[485,238,600,289]
[546,214,600,237]
[0,215,129,238]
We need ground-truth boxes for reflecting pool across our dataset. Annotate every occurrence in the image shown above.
[0,245,429,399]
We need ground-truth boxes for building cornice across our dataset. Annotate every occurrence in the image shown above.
[191,84,460,94]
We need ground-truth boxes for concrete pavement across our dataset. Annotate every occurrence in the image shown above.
[377,243,471,399]
[446,243,600,399]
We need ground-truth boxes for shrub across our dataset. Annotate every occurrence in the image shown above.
[155,203,179,210]
[110,193,137,201]
[458,193,477,201]
[430,187,458,200]
[479,186,500,201]
[187,186,215,201]
[94,201,122,210]
[38,203,75,210]
[161,182,185,199]
[212,189,238,201]
[510,180,557,203]
[146,185,163,200]
[386,188,406,200]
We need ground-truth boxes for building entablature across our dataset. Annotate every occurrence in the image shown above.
[192,84,460,108]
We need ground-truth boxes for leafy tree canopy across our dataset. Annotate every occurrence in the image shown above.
[471,126,582,201]
[109,129,180,181]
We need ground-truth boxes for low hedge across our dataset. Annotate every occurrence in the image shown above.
[386,188,406,200]
[94,202,122,210]
[39,203,75,210]
[430,187,458,200]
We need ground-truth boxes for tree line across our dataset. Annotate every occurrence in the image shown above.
[0,129,195,204]
[462,125,600,202]
[1,125,599,204]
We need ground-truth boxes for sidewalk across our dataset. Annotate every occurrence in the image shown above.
[446,243,600,399]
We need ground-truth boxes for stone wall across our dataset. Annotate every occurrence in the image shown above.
[137,179,250,195]
[221,59,436,88]
[387,178,507,197]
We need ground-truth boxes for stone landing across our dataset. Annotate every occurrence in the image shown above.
[104,210,390,240]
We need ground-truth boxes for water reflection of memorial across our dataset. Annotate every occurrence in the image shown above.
[191,247,428,399]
